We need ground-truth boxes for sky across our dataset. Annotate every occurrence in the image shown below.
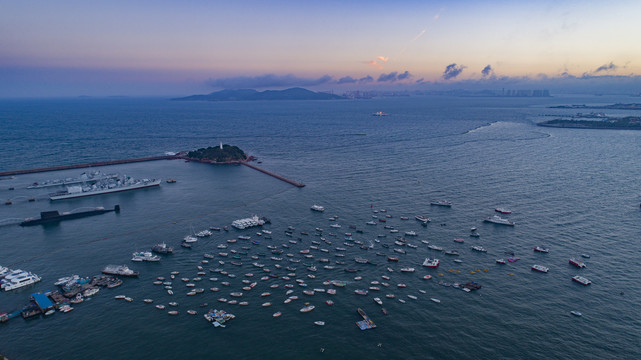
[1,0,640,97]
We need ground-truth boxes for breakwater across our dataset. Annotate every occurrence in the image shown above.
[241,162,305,187]
[0,156,175,176]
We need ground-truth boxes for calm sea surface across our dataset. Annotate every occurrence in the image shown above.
[0,95,640,359]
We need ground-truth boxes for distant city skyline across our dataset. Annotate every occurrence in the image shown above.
[1,0,640,97]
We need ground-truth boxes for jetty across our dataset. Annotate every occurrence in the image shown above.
[241,162,305,187]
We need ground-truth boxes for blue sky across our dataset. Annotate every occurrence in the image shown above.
[1,0,640,97]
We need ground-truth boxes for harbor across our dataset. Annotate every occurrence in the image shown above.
[0,95,637,360]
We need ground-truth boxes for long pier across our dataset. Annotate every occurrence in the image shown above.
[241,162,305,187]
[0,155,305,188]
[0,156,175,176]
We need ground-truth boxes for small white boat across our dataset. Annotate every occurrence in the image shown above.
[373,297,383,305]
[431,298,441,303]
[314,321,325,326]
[300,305,315,313]
[273,312,282,317]
[570,310,582,317]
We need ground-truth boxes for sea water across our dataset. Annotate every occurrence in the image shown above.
[0,95,640,359]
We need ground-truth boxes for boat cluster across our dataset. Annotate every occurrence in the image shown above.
[1,272,126,323]
[231,215,268,230]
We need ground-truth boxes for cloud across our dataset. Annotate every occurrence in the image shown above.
[378,72,398,82]
[365,60,383,70]
[376,56,389,63]
[415,78,425,83]
[481,65,493,78]
[594,62,618,73]
[397,71,411,80]
[337,76,357,84]
[359,75,374,83]
[376,71,412,83]
[206,74,332,89]
[442,63,465,80]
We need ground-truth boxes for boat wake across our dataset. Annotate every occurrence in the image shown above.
[0,218,23,226]
[462,121,550,142]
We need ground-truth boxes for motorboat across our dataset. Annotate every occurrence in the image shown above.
[495,208,512,214]
[300,305,315,313]
[534,246,549,253]
[531,264,549,273]
[311,205,325,212]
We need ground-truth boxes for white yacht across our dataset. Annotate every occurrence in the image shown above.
[484,215,515,226]
[1,270,41,291]
[311,205,325,212]
[131,252,161,262]
[183,235,198,243]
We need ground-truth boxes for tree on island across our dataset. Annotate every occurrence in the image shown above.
[187,144,247,163]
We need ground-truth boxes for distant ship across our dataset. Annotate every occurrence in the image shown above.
[50,177,160,201]
[372,111,389,116]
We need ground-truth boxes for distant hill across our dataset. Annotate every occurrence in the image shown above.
[173,87,345,101]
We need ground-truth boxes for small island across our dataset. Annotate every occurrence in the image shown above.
[549,103,641,110]
[537,116,641,130]
[173,87,345,101]
[186,144,248,163]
